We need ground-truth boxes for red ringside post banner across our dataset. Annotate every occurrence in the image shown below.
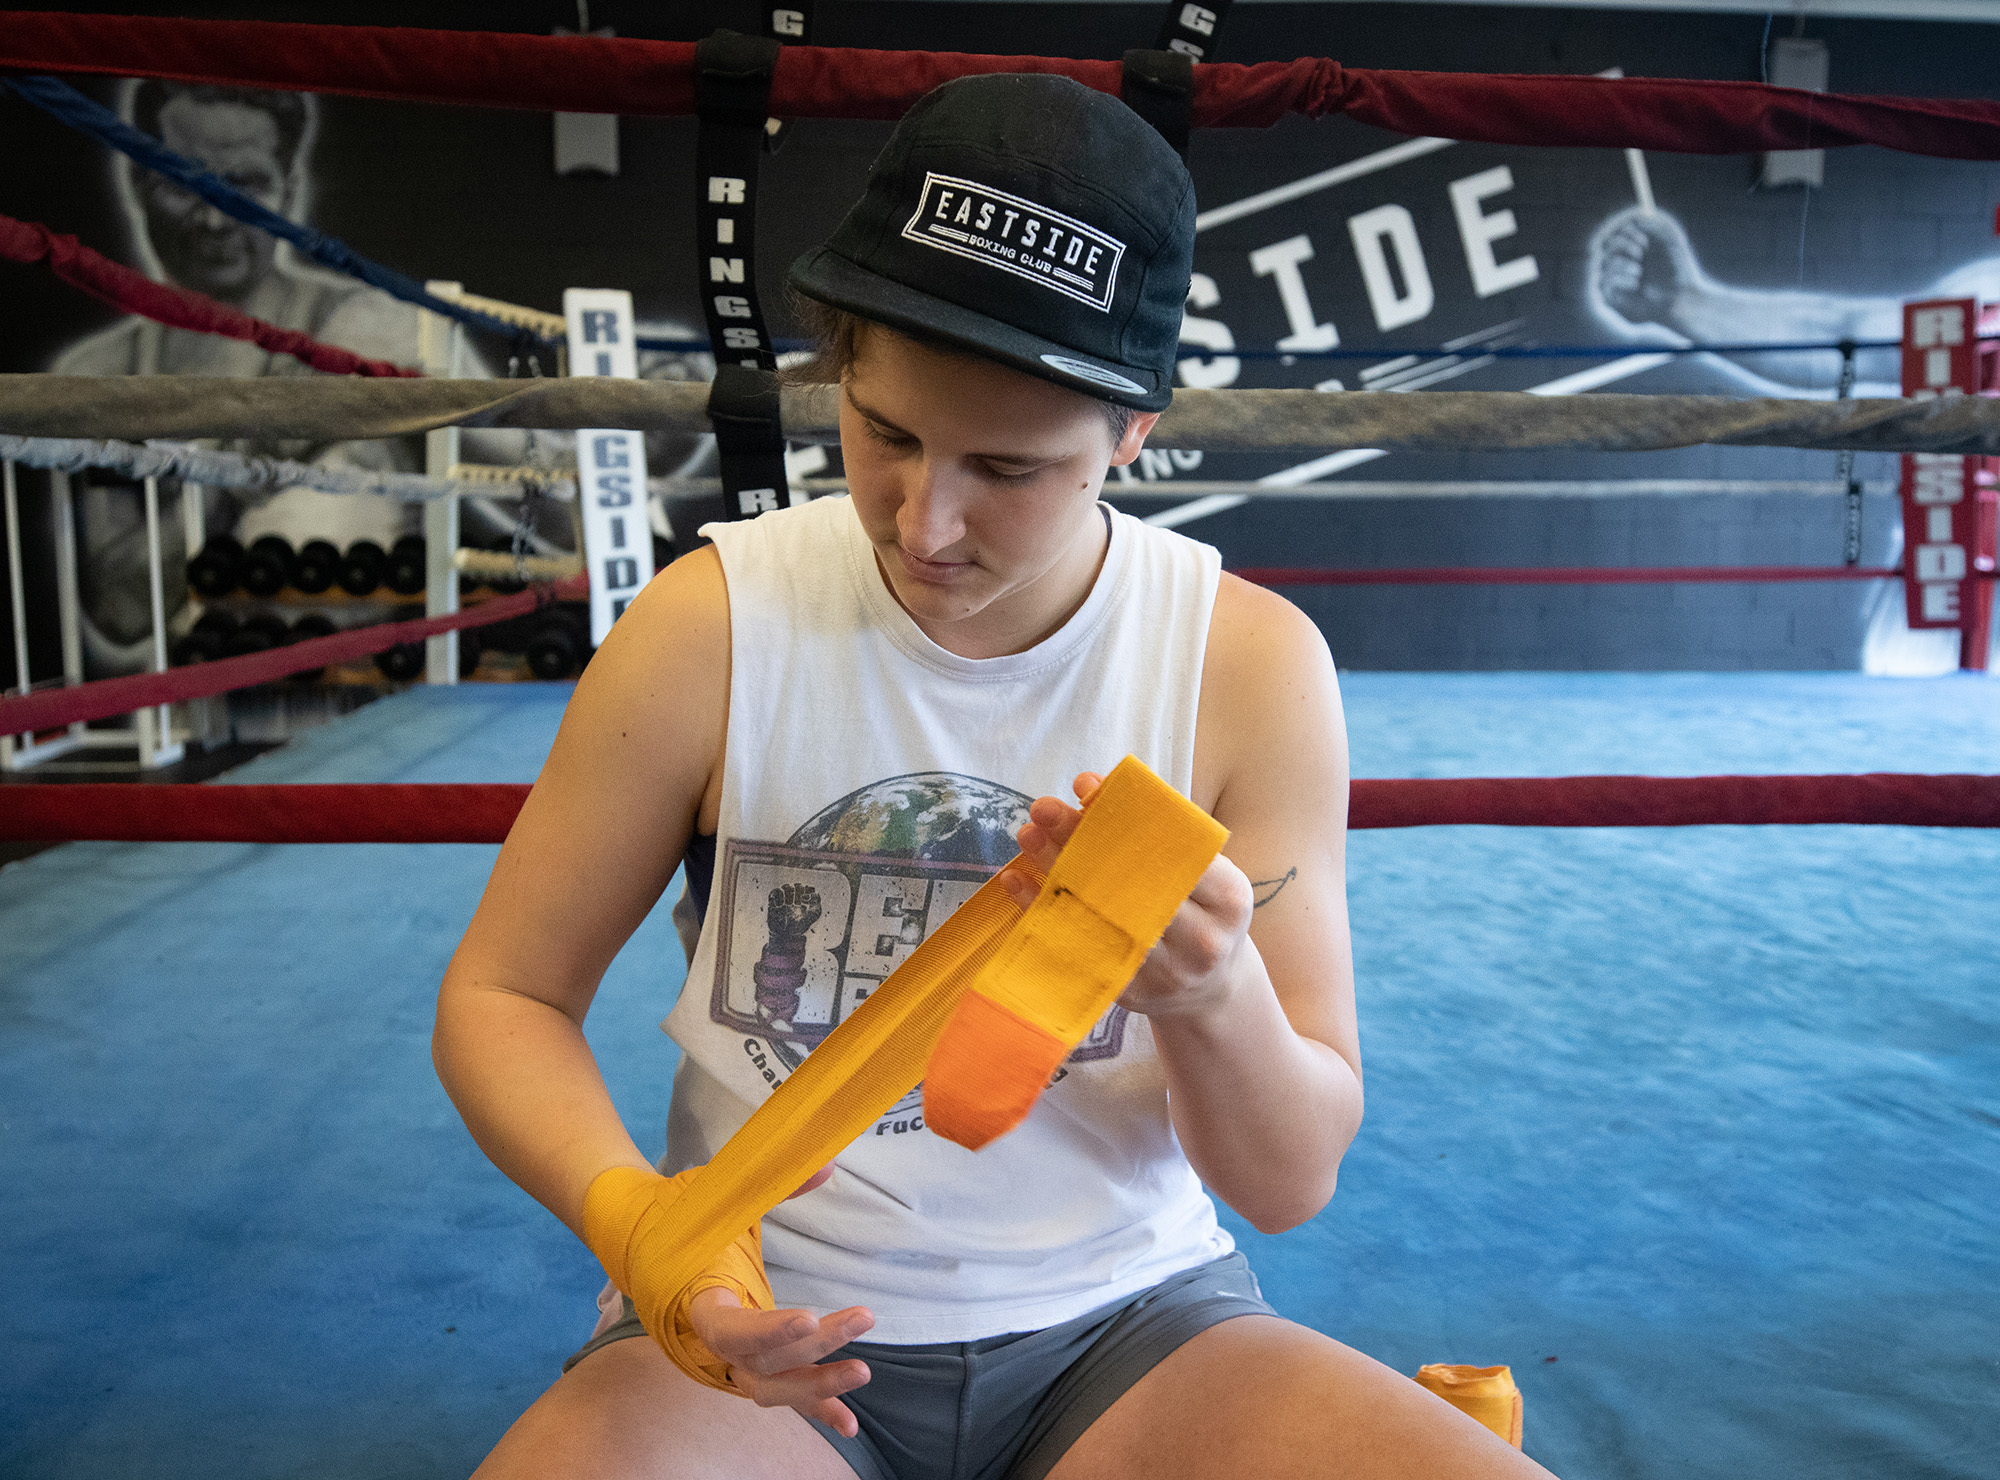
[1899,298,1999,668]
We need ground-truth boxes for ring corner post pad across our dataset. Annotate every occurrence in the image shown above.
[925,756,1228,1152]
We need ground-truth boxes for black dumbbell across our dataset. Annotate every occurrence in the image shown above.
[293,539,340,595]
[241,535,298,598]
[220,611,290,659]
[523,618,580,681]
[175,612,239,665]
[385,535,427,595]
[186,535,244,598]
[374,641,425,682]
[288,612,338,682]
[338,539,386,596]
[170,628,223,666]
[193,609,241,640]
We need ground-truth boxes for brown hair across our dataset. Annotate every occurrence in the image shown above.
[785,293,1138,447]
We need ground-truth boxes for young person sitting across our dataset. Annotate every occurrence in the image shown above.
[435,72,1552,1480]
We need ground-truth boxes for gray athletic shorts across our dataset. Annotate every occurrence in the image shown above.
[564,1251,1274,1480]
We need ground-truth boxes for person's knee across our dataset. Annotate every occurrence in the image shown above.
[475,1337,851,1480]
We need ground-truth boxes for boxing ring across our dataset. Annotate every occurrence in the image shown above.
[3,12,2000,1478]
[4,674,1997,1478]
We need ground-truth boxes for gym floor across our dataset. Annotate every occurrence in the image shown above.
[3,673,1996,1479]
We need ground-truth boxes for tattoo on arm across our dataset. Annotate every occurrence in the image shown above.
[1251,867,1297,909]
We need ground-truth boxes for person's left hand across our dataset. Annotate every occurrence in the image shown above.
[999,772,1254,1021]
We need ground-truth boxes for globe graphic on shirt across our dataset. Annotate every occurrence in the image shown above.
[786,772,1032,864]
[742,773,1031,1090]
[735,769,1126,1097]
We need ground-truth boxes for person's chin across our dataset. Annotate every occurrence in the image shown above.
[879,550,993,624]
[892,544,981,591]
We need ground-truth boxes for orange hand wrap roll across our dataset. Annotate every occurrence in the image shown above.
[1414,1364,1525,1447]
[576,757,1225,1390]
[923,757,1227,1149]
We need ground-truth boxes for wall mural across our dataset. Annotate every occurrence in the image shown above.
[5,4,1997,673]
[1590,205,2000,400]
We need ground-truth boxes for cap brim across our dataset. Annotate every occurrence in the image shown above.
[788,246,1172,413]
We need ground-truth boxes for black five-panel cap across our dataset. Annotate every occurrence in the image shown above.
[788,74,1196,413]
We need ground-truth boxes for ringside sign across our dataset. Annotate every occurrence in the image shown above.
[1898,298,1997,665]
[564,288,655,645]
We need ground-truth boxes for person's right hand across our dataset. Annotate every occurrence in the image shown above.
[687,1287,876,1437]
[1594,207,1699,328]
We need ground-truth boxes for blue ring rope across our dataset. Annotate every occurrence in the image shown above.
[3,74,556,351]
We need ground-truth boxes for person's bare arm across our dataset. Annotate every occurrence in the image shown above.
[435,548,882,1435]
[1007,574,1359,1234]
[431,546,729,1238]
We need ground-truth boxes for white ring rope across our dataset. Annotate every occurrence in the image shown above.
[0,433,573,503]
[8,377,2000,454]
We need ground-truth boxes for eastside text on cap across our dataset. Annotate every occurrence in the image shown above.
[901,173,1127,314]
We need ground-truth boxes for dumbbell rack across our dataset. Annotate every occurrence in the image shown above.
[3,464,185,772]
[3,292,596,771]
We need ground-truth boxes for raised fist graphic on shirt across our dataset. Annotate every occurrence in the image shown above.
[753,883,823,1024]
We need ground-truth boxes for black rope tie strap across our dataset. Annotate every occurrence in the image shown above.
[707,364,792,518]
[696,29,790,522]
[1122,48,1196,162]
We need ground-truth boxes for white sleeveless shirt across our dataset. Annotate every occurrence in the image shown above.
[659,494,1232,1342]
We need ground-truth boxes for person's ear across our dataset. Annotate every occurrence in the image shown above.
[1108,411,1163,468]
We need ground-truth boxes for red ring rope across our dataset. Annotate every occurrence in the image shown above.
[2,773,1995,843]
[0,574,586,739]
[1234,565,1909,587]
[5,13,2000,160]
[0,211,420,378]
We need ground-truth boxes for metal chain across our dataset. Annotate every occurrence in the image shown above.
[512,480,543,586]
[1836,340,1864,566]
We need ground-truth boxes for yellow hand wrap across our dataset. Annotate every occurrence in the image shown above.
[581,1165,773,1393]
[578,758,1226,1391]
[923,758,1227,1149]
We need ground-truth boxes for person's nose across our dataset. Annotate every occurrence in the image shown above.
[896,462,968,562]
[196,200,234,232]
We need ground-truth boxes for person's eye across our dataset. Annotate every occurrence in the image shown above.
[863,421,916,451]
[981,462,1040,481]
